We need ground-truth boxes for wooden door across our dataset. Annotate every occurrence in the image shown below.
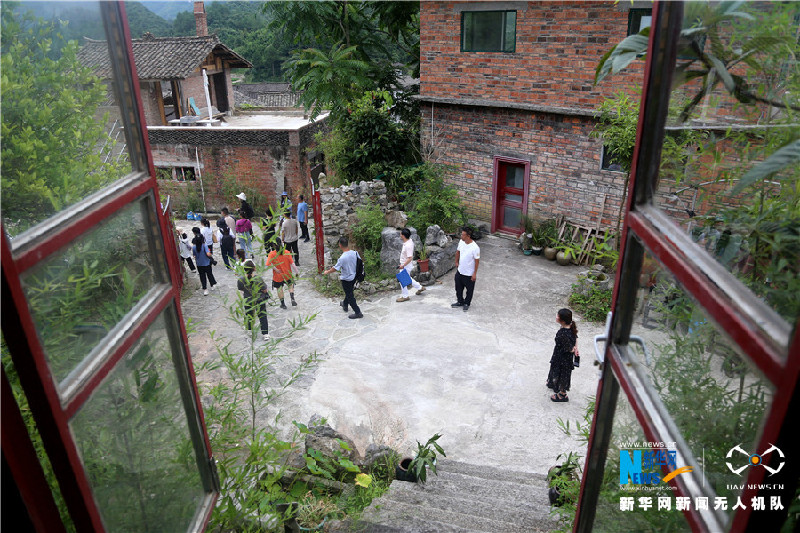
[493,158,529,234]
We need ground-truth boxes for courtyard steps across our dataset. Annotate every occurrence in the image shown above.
[359,459,558,532]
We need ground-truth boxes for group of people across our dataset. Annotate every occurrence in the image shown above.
[175,191,310,340]
[179,199,580,400]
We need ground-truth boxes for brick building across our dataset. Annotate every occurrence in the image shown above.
[78,1,326,215]
[418,1,650,233]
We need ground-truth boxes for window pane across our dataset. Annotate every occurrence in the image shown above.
[629,249,774,525]
[505,165,525,189]
[653,1,799,325]
[462,11,515,52]
[593,388,692,532]
[1,1,134,238]
[503,206,521,228]
[503,11,516,53]
[70,311,206,532]
[21,199,165,385]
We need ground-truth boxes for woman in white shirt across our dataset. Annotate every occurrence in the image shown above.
[396,228,425,302]
[200,217,215,255]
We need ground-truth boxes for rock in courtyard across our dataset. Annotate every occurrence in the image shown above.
[379,226,421,276]
[428,239,459,278]
[305,417,362,474]
[425,224,444,247]
[384,210,408,229]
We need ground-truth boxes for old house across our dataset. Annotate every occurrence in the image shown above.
[78,1,325,213]
[418,1,651,233]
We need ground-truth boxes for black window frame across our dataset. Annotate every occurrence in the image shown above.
[627,8,652,36]
[460,10,517,53]
[600,146,626,172]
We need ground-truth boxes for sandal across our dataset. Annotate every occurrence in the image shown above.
[550,393,569,402]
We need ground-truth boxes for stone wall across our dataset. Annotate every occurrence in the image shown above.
[320,181,388,250]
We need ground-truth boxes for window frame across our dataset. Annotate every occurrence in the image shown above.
[600,145,626,172]
[627,8,652,36]
[1,2,218,531]
[575,2,800,532]
[460,10,517,53]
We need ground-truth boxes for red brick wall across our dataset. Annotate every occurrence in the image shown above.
[153,144,280,214]
[420,1,644,110]
[139,81,163,126]
[425,103,625,229]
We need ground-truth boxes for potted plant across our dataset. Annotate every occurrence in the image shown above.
[547,452,581,507]
[556,240,579,266]
[521,214,535,255]
[529,222,546,256]
[540,219,559,260]
[396,433,446,484]
[417,245,430,272]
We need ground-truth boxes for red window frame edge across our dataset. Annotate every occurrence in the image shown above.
[490,155,531,234]
[1,367,68,533]
[0,2,217,530]
[575,1,800,531]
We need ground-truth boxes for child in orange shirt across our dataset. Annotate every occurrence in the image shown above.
[266,238,299,309]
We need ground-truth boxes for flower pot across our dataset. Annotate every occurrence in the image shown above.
[395,457,417,482]
[418,259,430,272]
[556,251,573,266]
[531,246,543,256]
[544,247,557,261]
[523,249,533,256]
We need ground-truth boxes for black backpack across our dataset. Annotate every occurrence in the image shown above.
[355,252,366,285]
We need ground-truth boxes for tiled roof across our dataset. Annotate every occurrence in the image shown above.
[77,33,251,81]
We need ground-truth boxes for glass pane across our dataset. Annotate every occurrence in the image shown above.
[21,199,165,385]
[503,206,521,228]
[1,1,134,238]
[70,311,206,532]
[653,1,799,325]
[503,11,516,52]
[505,165,525,189]
[638,15,652,32]
[629,249,774,526]
[463,11,504,51]
[593,388,692,532]
[504,193,523,204]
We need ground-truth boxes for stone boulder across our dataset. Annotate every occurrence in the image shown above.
[379,226,421,276]
[428,239,459,278]
[425,225,445,247]
[304,416,362,476]
[361,444,398,471]
[385,210,408,229]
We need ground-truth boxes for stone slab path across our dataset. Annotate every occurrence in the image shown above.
[177,220,605,475]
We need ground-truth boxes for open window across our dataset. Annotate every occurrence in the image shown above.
[1,2,218,531]
[576,2,799,532]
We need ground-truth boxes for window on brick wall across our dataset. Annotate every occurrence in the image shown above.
[600,146,625,172]
[156,166,197,181]
[627,8,652,35]
[461,11,516,53]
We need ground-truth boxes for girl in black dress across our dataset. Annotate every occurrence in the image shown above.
[547,308,578,402]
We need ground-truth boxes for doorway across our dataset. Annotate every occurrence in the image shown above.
[492,156,530,234]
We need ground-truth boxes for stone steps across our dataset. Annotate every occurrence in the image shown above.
[359,459,557,532]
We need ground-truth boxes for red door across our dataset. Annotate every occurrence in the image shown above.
[493,157,530,234]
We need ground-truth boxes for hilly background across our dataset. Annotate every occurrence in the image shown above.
[12,1,289,81]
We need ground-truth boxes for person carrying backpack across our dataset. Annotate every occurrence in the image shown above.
[323,236,363,319]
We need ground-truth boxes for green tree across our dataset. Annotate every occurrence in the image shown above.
[286,43,371,118]
[1,7,126,235]
[264,1,419,116]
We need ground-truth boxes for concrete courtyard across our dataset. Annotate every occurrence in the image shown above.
[178,221,605,475]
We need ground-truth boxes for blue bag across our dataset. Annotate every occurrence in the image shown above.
[396,268,412,287]
[186,211,194,220]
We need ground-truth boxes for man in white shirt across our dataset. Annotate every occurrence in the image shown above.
[451,226,480,312]
[396,228,425,302]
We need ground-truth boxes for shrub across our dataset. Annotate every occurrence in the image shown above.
[404,164,466,234]
[317,91,417,184]
[568,285,613,322]
[351,201,385,253]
